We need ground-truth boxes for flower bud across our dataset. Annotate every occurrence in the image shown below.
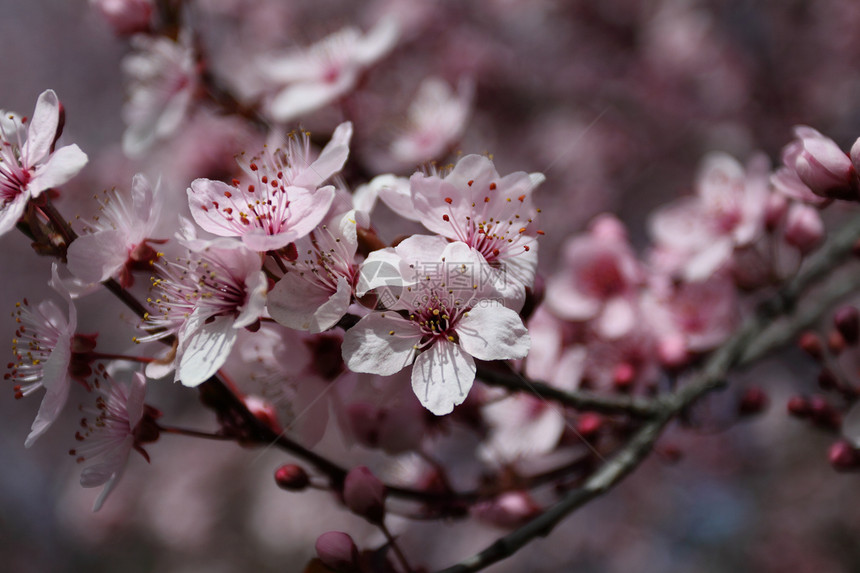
[657,335,689,371]
[315,532,359,572]
[576,412,603,438]
[791,126,859,201]
[92,0,153,36]
[828,330,846,355]
[818,368,839,391]
[738,387,768,417]
[343,466,386,523]
[787,395,811,418]
[783,203,824,255]
[829,440,860,471]
[612,362,635,391]
[275,464,310,491]
[764,192,788,231]
[834,306,860,345]
[472,491,541,528]
[798,331,824,361]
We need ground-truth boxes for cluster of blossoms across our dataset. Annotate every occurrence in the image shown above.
[8,1,860,570]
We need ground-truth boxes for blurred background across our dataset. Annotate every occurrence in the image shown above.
[2,0,860,571]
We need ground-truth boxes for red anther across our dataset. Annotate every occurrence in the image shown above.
[518,194,526,202]
[489,182,497,190]
[442,214,450,221]
[467,180,474,186]
[444,197,453,204]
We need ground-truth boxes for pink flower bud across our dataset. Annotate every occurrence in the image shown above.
[275,464,310,491]
[798,331,824,361]
[791,126,859,201]
[315,532,359,572]
[738,387,768,417]
[764,192,788,231]
[343,466,386,523]
[787,395,811,418]
[829,440,860,472]
[472,491,542,528]
[834,306,860,345]
[783,203,824,255]
[658,335,689,370]
[92,0,153,36]
[576,412,603,438]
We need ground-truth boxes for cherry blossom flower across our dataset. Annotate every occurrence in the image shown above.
[409,154,545,310]
[545,215,641,339]
[8,264,77,447]
[233,324,350,446]
[70,370,152,511]
[260,19,398,122]
[67,174,165,287]
[390,77,474,165]
[0,90,88,237]
[268,209,366,332]
[141,229,267,387]
[122,33,197,157]
[649,152,770,281]
[343,235,530,415]
[642,273,738,356]
[187,122,352,251]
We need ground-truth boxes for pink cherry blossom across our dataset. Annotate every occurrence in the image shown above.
[268,209,365,333]
[0,90,88,237]
[140,231,267,387]
[390,77,474,165]
[71,370,150,511]
[649,152,770,280]
[545,215,641,339]
[187,122,352,251]
[260,19,399,122]
[67,174,164,287]
[409,154,545,310]
[343,235,530,415]
[233,324,350,447]
[122,33,197,157]
[642,273,738,355]
[8,264,77,447]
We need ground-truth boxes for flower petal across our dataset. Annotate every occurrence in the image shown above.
[22,89,60,165]
[411,339,475,415]
[177,314,238,387]
[67,230,129,283]
[28,144,89,196]
[342,312,421,375]
[456,302,530,361]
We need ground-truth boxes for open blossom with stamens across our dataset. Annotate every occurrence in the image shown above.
[140,228,267,387]
[409,154,545,311]
[7,264,77,447]
[70,370,153,511]
[122,33,197,157]
[67,174,164,287]
[0,90,88,237]
[268,209,366,332]
[187,123,352,251]
[390,77,474,165]
[343,235,530,415]
[260,20,398,122]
